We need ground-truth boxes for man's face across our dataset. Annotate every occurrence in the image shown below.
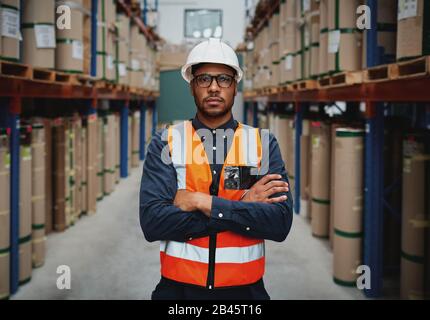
[190,63,237,118]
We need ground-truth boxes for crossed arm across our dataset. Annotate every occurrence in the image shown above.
[139,130,294,243]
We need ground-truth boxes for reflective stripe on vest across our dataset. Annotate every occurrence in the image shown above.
[162,120,265,288]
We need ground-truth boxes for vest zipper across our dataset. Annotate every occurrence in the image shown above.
[206,233,217,289]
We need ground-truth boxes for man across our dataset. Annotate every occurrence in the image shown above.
[140,38,293,300]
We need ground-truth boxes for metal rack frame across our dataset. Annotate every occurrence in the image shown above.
[0,0,159,296]
[243,0,430,298]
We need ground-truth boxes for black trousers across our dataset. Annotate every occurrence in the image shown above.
[151,277,271,300]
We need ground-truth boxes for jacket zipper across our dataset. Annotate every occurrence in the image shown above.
[207,233,217,289]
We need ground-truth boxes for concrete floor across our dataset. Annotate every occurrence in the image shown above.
[12,163,366,300]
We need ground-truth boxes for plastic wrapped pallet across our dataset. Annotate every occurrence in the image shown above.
[310,121,331,238]
[327,0,362,73]
[0,131,10,300]
[396,0,430,60]
[0,0,21,61]
[31,123,46,268]
[333,128,364,287]
[131,111,140,168]
[401,134,429,300]
[22,0,55,68]
[55,0,84,73]
[19,132,32,286]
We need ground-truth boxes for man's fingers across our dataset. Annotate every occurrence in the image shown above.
[263,186,289,198]
[263,180,288,191]
[257,174,283,186]
[266,195,288,203]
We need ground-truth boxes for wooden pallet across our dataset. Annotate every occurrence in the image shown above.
[76,74,97,86]
[32,68,56,82]
[0,60,32,79]
[389,56,430,80]
[364,64,390,83]
[279,84,293,93]
[297,79,319,90]
[55,72,79,85]
[329,70,363,87]
[318,76,331,88]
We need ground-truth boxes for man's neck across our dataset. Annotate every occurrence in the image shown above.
[196,112,233,130]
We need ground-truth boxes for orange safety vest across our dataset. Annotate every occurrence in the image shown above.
[161,120,265,289]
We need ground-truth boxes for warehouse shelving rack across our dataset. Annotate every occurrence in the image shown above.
[243,0,430,298]
[0,0,160,296]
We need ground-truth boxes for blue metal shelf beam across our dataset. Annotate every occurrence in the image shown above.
[91,0,98,77]
[151,103,157,137]
[294,102,302,215]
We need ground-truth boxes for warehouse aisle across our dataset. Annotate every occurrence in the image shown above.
[12,164,365,300]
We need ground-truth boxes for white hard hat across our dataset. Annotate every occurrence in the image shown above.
[181,38,243,83]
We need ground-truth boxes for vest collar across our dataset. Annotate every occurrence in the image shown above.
[191,114,238,132]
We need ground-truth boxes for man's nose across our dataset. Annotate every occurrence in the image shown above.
[208,78,220,92]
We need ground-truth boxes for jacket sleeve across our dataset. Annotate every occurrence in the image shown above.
[139,130,212,242]
[208,134,294,242]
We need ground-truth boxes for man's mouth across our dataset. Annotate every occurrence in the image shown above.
[205,97,223,106]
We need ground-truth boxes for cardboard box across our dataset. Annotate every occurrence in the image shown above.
[310,122,331,238]
[53,119,67,231]
[397,0,430,60]
[333,128,364,286]
[1,0,21,61]
[31,124,46,268]
[97,117,104,201]
[19,139,32,285]
[86,115,98,214]
[300,120,311,218]
[327,0,362,73]
[401,135,427,299]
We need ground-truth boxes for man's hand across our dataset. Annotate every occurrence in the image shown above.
[174,190,213,217]
[242,174,289,204]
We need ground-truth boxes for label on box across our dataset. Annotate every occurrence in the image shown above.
[131,59,140,71]
[398,0,418,20]
[72,40,84,60]
[119,63,127,77]
[328,30,341,53]
[107,55,114,70]
[1,7,20,39]
[34,25,56,49]
[303,0,311,12]
[285,55,293,70]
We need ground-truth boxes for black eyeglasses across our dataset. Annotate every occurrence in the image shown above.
[193,73,235,88]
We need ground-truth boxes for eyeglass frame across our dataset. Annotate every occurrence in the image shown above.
[191,73,237,88]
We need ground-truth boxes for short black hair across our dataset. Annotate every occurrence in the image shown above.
[191,63,237,77]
